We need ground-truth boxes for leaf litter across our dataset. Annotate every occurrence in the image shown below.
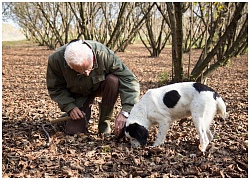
[2,44,248,178]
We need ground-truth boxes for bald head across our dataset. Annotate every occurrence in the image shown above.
[64,41,94,76]
[64,41,93,69]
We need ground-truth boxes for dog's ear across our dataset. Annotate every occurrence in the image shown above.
[126,123,148,146]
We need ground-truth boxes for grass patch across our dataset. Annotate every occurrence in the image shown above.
[2,40,34,47]
[158,71,170,85]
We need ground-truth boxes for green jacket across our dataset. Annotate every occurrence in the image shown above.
[46,40,140,113]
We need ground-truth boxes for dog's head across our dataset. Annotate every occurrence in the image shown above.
[125,123,149,148]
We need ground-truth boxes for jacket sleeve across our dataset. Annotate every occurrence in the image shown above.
[108,53,140,112]
[46,54,77,113]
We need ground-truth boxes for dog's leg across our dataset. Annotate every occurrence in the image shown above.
[194,114,216,152]
[206,129,213,142]
[192,116,210,152]
[199,129,209,152]
[153,121,170,147]
[197,126,209,152]
[191,97,217,152]
[204,106,216,147]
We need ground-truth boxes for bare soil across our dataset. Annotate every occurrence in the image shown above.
[2,43,248,178]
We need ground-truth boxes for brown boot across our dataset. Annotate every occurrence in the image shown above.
[98,103,114,134]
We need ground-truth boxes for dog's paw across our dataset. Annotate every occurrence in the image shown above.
[131,140,141,148]
[198,144,207,153]
[153,142,163,147]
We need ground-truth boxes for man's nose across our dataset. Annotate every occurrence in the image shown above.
[84,70,90,76]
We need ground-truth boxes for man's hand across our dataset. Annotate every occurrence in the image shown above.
[69,107,84,120]
[114,112,127,137]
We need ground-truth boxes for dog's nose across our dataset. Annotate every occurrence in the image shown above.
[131,139,141,148]
[131,143,136,148]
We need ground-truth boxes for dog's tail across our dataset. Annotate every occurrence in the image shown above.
[216,96,227,119]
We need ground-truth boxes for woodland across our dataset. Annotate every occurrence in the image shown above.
[2,2,248,82]
[2,41,248,178]
[2,2,248,178]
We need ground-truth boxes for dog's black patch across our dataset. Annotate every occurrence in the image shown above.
[193,82,219,100]
[163,90,181,108]
[126,123,148,146]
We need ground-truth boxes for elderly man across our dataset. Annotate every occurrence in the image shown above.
[46,39,140,137]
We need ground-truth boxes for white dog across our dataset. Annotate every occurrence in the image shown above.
[125,82,227,152]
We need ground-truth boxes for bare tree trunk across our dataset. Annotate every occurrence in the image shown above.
[106,2,127,49]
[167,2,184,82]
[187,2,193,79]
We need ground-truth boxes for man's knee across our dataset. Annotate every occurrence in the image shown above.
[100,74,119,106]
[106,74,119,85]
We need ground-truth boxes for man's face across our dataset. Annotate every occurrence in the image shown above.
[70,58,93,76]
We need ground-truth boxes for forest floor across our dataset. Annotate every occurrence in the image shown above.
[2,42,248,178]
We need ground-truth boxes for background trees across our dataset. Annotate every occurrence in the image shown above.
[2,2,248,83]
[139,3,170,57]
[190,2,248,82]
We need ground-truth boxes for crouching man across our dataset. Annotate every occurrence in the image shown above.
[46,39,140,137]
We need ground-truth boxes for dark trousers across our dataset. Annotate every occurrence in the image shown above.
[65,74,119,135]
